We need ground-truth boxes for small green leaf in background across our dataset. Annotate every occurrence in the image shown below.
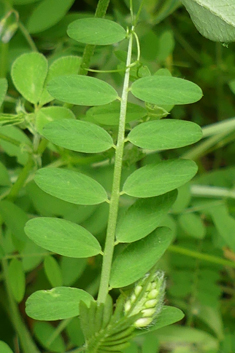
[123,159,198,198]
[67,18,126,45]
[8,259,25,303]
[86,101,147,126]
[42,119,114,153]
[131,76,203,105]
[44,256,63,288]
[136,306,184,335]
[36,106,75,135]
[27,0,75,33]
[128,119,202,150]
[0,161,11,186]
[179,213,206,239]
[11,53,48,104]
[0,341,13,353]
[34,168,108,205]
[39,56,81,106]
[26,286,94,320]
[25,217,102,258]
[181,0,235,43]
[110,227,173,288]
[0,201,28,242]
[0,78,8,108]
[116,190,177,243]
[33,322,66,353]
[47,75,118,106]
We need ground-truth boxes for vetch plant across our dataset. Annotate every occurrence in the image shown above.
[0,0,235,352]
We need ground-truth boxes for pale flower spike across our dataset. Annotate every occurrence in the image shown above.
[124,271,165,328]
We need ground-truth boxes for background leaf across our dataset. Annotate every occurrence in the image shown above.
[0,342,13,353]
[110,227,173,288]
[116,190,177,243]
[11,53,48,104]
[128,119,202,150]
[25,217,102,258]
[123,159,198,198]
[34,168,108,205]
[8,259,25,303]
[36,106,75,135]
[44,256,63,288]
[27,0,75,34]
[67,18,126,45]
[181,0,235,42]
[0,78,8,108]
[47,75,118,106]
[33,322,65,353]
[42,119,113,153]
[131,76,203,105]
[25,287,94,320]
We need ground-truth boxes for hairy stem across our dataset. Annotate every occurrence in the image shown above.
[97,28,133,304]
[79,0,110,74]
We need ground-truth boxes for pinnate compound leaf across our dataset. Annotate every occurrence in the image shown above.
[8,259,25,303]
[116,190,177,243]
[34,168,108,205]
[128,119,202,150]
[131,76,202,105]
[47,75,118,106]
[25,217,102,258]
[136,306,184,335]
[123,159,198,198]
[67,18,126,45]
[11,53,48,104]
[110,227,173,288]
[42,119,113,153]
[27,0,75,33]
[0,341,13,353]
[26,286,94,320]
[39,56,82,106]
[181,0,235,43]
[36,106,75,135]
[0,78,8,108]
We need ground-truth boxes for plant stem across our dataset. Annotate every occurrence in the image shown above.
[97,29,134,304]
[2,259,41,353]
[18,22,38,52]
[168,245,235,269]
[79,0,110,74]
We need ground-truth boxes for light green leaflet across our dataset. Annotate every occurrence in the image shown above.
[44,256,63,287]
[36,106,75,135]
[47,75,118,106]
[128,119,202,150]
[42,119,114,153]
[0,341,13,353]
[116,190,177,243]
[27,0,75,33]
[25,217,102,258]
[110,227,173,288]
[11,53,48,104]
[67,18,126,45]
[181,0,235,42]
[8,259,25,303]
[0,78,8,108]
[26,287,94,320]
[123,159,198,198]
[131,76,202,105]
[34,168,108,205]
[179,213,206,239]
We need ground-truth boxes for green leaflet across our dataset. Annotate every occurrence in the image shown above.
[47,75,118,106]
[43,256,63,287]
[0,341,13,353]
[128,119,202,150]
[116,190,177,243]
[8,259,25,303]
[25,217,102,258]
[34,168,108,205]
[42,119,114,153]
[11,53,48,104]
[110,227,173,288]
[67,18,126,45]
[181,0,235,42]
[25,286,94,320]
[178,213,206,239]
[131,76,203,105]
[0,201,28,242]
[33,322,66,353]
[0,78,8,108]
[27,0,75,33]
[122,159,198,198]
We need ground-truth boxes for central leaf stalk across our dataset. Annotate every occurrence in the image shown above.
[97,28,134,303]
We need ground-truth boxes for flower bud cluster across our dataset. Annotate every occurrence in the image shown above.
[124,271,165,328]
